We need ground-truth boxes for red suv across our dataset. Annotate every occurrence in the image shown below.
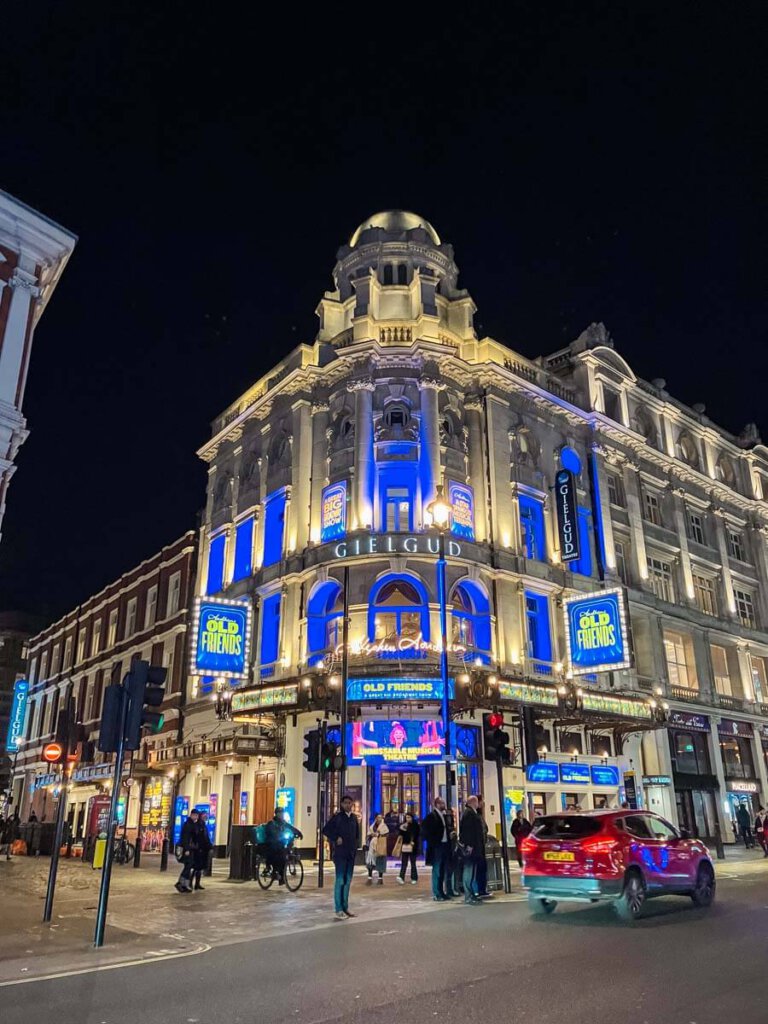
[520,810,715,922]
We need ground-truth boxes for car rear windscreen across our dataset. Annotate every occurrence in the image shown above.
[532,816,602,839]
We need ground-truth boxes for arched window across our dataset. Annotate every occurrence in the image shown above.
[451,581,492,658]
[368,575,430,643]
[307,580,344,665]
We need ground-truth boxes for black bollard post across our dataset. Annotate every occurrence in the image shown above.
[160,837,169,871]
[133,839,141,868]
[714,821,725,860]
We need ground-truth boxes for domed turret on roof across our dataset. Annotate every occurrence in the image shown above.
[349,210,441,247]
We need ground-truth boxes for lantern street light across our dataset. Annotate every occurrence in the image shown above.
[426,484,454,820]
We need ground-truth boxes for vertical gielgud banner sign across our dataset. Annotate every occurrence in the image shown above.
[555,468,579,563]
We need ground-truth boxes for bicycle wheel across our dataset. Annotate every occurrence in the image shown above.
[112,842,126,865]
[284,853,304,892]
[125,842,135,863]
[254,854,275,890]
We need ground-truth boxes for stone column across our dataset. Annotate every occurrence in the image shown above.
[254,454,268,569]
[735,643,755,702]
[670,487,695,603]
[464,396,488,542]
[309,400,330,544]
[0,269,38,407]
[484,394,512,550]
[707,716,733,842]
[752,723,768,806]
[711,507,737,618]
[590,445,617,576]
[348,378,375,531]
[418,375,445,518]
[622,460,649,584]
[748,523,768,629]
[289,399,312,553]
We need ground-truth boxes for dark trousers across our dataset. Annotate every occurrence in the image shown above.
[431,843,450,898]
[399,851,418,881]
[267,847,287,882]
[474,855,488,895]
[741,825,754,848]
[178,853,194,887]
[514,844,523,867]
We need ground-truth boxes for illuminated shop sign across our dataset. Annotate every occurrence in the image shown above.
[718,718,755,738]
[332,535,462,559]
[526,761,559,785]
[668,710,709,732]
[581,692,652,720]
[6,678,28,751]
[231,683,299,714]
[559,762,590,785]
[190,596,252,680]
[338,635,467,662]
[449,482,475,541]
[321,482,347,542]
[563,588,631,675]
[727,781,758,793]
[497,681,559,707]
[591,764,621,787]
[642,775,671,786]
[346,677,454,702]
[554,469,579,563]
[347,719,445,766]
[276,786,296,824]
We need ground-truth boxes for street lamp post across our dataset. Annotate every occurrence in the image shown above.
[427,485,453,821]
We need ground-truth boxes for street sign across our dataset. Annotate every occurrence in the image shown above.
[42,742,64,763]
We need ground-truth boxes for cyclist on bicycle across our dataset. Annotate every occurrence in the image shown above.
[263,807,302,885]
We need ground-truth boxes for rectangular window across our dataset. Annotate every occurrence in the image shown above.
[384,487,411,532]
[125,597,138,638]
[688,512,705,545]
[163,643,176,694]
[207,534,227,593]
[91,620,102,657]
[525,591,552,666]
[602,386,622,422]
[734,588,756,629]
[727,528,745,562]
[519,495,546,561]
[76,631,86,665]
[107,609,118,648]
[693,574,717,616]
[710,644,731,696]
[51,644,61,675]
[572,508,592,577]
[28,657,37,685]
[63,636,73,669]
[614,540,628,584]
[749,654,767,703]
[259,592,282,675]
[663,629,697,690]
[233,516,255,580]
[39,652,49,682]
[607,473,625,507]
[167,571,181,616]
[144,585,158,629]
[263,490,287,567]
[642,490,662,526]
[647,556,675,602]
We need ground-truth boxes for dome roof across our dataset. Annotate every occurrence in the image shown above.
[349,210,441,247]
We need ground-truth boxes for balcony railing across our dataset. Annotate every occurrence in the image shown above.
[670,685,700,703]
[716,693,745,712]
[722,762,756,780]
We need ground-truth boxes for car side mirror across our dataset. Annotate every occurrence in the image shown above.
[678,827,691,840]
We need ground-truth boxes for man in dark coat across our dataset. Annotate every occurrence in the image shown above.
[192,811,213,890]
[421,796,456,901]
[736,803,754,848]
[323,795,360,920]
[459,796,485,905]
[175,808,200,893]
[510,809,532,867]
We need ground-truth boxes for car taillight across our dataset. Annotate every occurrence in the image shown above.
[519,836,536,855]
[581,836,621,855]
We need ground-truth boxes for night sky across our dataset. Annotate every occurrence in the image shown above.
[1,7,766,620]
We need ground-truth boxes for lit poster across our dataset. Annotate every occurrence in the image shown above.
[563,587,631,675]
[449,482,475,541]
[346,719,446,766]
[321,482,347,542]
[192,597,252,679]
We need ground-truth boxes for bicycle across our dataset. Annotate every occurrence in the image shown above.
[253,841,304,892]
[112,835,135,865]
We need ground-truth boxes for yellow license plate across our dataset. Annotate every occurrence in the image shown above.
[543,851,575,862]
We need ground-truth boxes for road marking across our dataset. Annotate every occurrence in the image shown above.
[0,942,211,988]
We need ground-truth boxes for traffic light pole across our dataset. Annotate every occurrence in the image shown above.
[316,718,327,889]
[437,531,453,819]
[495,756,512,894]
[42,766,69,922]
[338,565,350,796]
[94,683,128,948]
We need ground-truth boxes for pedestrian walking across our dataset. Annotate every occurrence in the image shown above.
[422,797,455,901]
[192,811,213,890]
[459,796,485,906]
[735,803,755,848]
[365,813,390,884]
[754,807,768,857]
[323,794,361,920]
[175,808,200,893]
[510,809,532,868]
[396,812,420,885]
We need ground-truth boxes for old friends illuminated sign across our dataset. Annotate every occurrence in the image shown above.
[190,596,253,680]
[563,587,631,675]
[346,677,455,701]
[554,469,579,563]
[321,482,347,542]
[332,534,463,558]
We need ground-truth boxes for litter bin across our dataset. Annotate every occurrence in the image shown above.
[484,837,504,891]
[229,824,255,880]
[93,835,107,870]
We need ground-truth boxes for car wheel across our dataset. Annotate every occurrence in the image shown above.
[615,870,646,922]
[690,863,716,907]
[528,896,557,916]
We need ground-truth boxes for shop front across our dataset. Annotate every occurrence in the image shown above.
[667,711,719,842]
[524,757,622,816]
[719,718,764,825]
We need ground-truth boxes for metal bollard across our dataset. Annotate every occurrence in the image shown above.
[160,838,169,872]
[714,822,725,860]
[133,840,141,868]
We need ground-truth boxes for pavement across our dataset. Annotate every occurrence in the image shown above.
[1,844,768,1022]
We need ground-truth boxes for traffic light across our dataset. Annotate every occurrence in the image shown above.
[98,683,124,753]
[483,711,511,765]
[303,728,321,773]
[521,706,539,767]
[54,699,76,764]
[123,660,167,751]
[320,739,344,774]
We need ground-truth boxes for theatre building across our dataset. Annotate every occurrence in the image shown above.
[12,533,196,850]
[168,211,768,851]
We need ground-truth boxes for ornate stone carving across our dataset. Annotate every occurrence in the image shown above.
[347,377,375,393]
[10,270,40,296]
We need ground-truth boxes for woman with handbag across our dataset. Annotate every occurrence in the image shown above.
[397,812,420,884]
[366,813,390,885]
